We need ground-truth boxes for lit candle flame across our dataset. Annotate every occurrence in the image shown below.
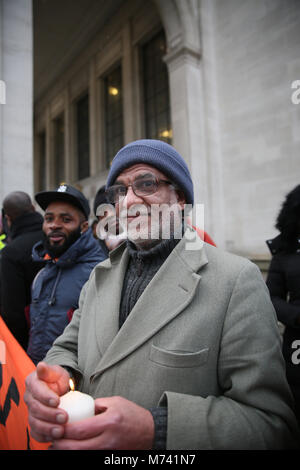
[69,378,75,391]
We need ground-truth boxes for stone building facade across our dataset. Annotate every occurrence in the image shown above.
[1,0,300,266]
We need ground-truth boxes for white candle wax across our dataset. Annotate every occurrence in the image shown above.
[59,390,95,423]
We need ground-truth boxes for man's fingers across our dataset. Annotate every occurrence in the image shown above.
[50,434,107,451]
[36,362,68,384]
[28,413,64,441]
[24,363,71,445]
[25,374,60,407]
[61,401,120,441]
[25,391,67,443]
[36,362,49,380]
[26,362,70,405]
[62,414,104,440]
[27,395,68,424]
[94,399,108,414]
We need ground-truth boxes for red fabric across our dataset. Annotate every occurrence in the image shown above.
[0,317,49,450]
[192,226,216,247]
[24,305,30,328]
[67,308,75,323]
[43,253,58,262]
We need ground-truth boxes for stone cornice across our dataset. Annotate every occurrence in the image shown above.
[164,43,201,69]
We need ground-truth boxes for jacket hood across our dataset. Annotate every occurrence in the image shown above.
[10,211,43,239]
[32,227,104,267]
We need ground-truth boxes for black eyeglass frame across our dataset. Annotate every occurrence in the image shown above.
[105,175,174,204]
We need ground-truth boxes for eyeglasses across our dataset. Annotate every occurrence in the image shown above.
[106,174,173,204]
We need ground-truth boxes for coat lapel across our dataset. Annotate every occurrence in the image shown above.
[94,243,129,356]
[92,229,208,377]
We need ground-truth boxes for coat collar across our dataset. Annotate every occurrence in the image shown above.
[91,227,208,379]
[10,211,43,239]
[266,233,300,255]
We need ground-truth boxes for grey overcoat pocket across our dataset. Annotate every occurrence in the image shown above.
[149,345,209,368]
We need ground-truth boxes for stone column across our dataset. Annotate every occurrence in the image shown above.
[0,0,33,202]
[164,45,209,212]
[89,57,98,177]
[45,105,53,190]
[122,22,135,144]
[64,86,73,183]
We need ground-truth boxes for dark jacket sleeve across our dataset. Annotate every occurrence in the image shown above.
[266,255,300,328]
[149,408,167,449]
[0,246,29,349]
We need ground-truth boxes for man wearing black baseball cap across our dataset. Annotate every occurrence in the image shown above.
[27,184,106,364]
[35,183,90,221]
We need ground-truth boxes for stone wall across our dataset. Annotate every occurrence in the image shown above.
[2,0,298,263]
[201,0,300,258]
[0,0,33,204]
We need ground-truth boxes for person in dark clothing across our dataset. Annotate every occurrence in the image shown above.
[0,210,8,316]
[0,211,7,251]
[266,184,300,425]
[27,184,106,364]
[0,192,44,349]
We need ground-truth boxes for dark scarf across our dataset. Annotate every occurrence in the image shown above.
[119,237,179,328]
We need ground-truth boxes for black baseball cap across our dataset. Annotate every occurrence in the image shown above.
[35,184,90,219]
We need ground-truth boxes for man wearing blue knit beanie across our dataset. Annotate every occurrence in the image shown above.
[106,139,194,205]
[25,140,299,450]
[104,139,194,248]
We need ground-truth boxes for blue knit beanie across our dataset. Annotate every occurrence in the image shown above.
[106,139,194,206]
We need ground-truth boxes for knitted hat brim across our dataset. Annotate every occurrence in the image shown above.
[106,141,194,206]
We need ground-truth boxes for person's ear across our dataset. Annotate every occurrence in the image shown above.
[80,220,89,233]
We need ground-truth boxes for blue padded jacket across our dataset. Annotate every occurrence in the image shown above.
[27,228,106,364]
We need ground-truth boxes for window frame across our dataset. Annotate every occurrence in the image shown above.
[102,63,124,169]
[75,91,90,181]
[140,30,172,145]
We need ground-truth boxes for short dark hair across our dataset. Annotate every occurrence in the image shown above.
[3,191,33,221]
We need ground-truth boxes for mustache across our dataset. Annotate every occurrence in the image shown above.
[120,205,151,218]
[47,231,66,239]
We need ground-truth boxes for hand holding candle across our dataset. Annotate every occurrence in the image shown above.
[59,379,95,423]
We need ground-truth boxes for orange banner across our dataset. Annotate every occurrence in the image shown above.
[0,317,49,450]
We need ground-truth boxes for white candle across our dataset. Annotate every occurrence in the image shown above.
[59,379,95,423]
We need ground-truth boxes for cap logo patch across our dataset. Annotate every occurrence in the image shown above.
[57,184,67,193]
